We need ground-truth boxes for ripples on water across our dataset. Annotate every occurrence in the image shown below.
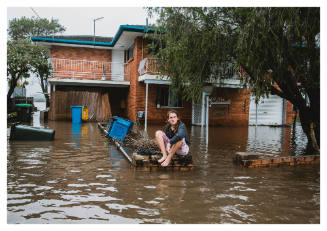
[7,103,319,224]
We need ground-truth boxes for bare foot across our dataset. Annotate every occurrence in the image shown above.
[158,156,167,163]
[161,157,171,167]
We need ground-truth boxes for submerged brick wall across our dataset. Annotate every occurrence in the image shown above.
[285,101,295,125]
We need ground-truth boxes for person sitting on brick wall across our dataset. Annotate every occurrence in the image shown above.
[155,110,190,167]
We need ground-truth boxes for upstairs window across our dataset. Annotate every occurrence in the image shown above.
[156,87,183,108]
[125,42,134,62]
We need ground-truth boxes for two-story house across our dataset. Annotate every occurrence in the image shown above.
[31,24,294,127]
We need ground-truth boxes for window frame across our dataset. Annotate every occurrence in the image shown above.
[156,86,183,108]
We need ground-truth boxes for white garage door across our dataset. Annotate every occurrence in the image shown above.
[249,94,286,125]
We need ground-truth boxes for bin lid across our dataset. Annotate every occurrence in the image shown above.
[115,117,132,126]
[70,106,83,108]
[15,104,33,107]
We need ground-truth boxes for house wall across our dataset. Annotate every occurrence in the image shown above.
[50,46,113,80]
[285,101,294,125]
[51,45,112,62]
[209,88,251,126]
[126,36,145,122]
[125,37,192,124]
[144,85,192,124]
[47,46,127,121]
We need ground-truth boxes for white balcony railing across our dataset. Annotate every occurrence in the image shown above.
[138,58,161,76]
[138,58,241,80]
[49,58,131,81]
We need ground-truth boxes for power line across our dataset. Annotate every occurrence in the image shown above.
[30,7,40,18]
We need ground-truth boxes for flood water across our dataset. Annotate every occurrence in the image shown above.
[7,103,320,224]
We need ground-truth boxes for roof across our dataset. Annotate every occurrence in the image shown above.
[31,25,155,48]
[40,35,113,43]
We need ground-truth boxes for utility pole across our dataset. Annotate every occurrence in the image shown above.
[93,17,104,44]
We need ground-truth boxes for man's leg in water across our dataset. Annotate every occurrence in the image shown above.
[155,130,168,163]
[161,140,183,167]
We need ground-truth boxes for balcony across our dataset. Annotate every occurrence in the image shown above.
[138,58,161,76]
[138,58,243,88]
[48,58,131,87]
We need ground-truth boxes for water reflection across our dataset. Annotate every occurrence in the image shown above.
[7,107,318,224]
[247,126,283,155]
[71,123,81,149]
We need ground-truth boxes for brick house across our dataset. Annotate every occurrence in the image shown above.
[31,25,294,126]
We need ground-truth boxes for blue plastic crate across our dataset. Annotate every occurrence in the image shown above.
[106,117,116,133]
[115,117,134,132]
[108,117,134,140]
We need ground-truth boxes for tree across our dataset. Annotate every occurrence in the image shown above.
[8,16,65,40]
[7,39,34,106]
[233,8,320,153]
[7,17,65,107]
[30,45,52,108]
[147,7,320,153]
[147,8,236,102]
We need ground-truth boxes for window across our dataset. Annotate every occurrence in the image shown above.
[156,87,183,108]
[125,43,134,61]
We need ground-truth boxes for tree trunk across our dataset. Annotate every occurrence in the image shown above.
[7,80,17,108]
[45,94,50,108]
[298,107,320,153]
[40,77,50,108]
[292,108,297,131]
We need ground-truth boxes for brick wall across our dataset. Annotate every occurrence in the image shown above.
[285,100,295,125]
[51,45,112,62]
[126,37,192,124]
[209,88,251,126]
[126,37,144,122]
[50,46,112,80]
[144,85,192,124]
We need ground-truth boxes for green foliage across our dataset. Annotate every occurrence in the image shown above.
[8,16,65,40]
[7,39,34,84]
[7,16,64,102]
[7,112,17,119]
[147,7,319,104]
[147,7,236,102]
[233,8,319,103]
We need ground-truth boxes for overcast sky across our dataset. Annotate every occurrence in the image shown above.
[7,7,153,38]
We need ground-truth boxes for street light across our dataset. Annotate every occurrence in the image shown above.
[93,17,104,44]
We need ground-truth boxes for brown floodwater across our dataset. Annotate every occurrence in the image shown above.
[7,106,320,224]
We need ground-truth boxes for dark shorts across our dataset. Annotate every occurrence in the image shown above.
[162,133,189,156]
